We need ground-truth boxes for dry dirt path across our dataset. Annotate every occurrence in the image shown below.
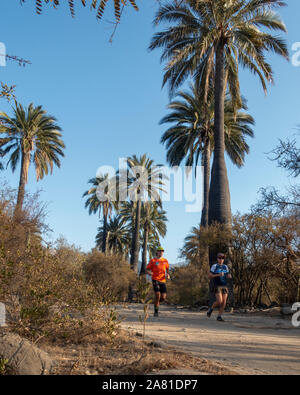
[116,303,300,375]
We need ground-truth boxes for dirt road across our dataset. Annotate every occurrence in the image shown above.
[116,303,300,375]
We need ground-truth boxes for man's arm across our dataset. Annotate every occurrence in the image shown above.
[225,265,232,279]
[208,271,222,279]
[208,265,222,279]
[166,261,170,279]
[146,260,153,277]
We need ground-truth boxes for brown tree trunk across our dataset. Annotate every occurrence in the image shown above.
[130,198,141,273]
[208,40,231,227]
[201,137,211,228]
[207,40,232,307]
[140,224,149,275]
[102,212,108,254]
[14,150,30,219]
[208,39,232,265]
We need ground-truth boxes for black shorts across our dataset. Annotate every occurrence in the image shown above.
[152,280,167,294]
[214,286,228,295]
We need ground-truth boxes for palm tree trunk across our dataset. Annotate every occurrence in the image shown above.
[207,39,232,306]
[130,198,141,273]
[106,231,110,254]
[201,137,211,292]
[208,40,232,266]
[208,40,231,228]
[102,213,108,254]
[14,150,30,218]
[140,224,149,275]
[200,137,211,228]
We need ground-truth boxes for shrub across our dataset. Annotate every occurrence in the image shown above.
[167,264,208,306]
[83,250,136,303]
[0,186,119,343]
[180,214,300,307]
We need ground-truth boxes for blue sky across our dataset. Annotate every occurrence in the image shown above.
[0,0,299,264]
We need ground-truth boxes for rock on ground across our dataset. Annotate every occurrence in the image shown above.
[280,305,293,315]
[0,330,54,375]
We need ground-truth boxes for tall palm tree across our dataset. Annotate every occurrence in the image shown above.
[126,154,166,272]
[22,0,138,22]
[96,214,130,257]
[150,0,288,230]
[140,202,168,274]
[83,173,118,254]
[160,83,255,227]
[0,102,65,217]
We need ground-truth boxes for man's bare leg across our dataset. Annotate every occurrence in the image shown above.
[207,293,222,317]
[160,293,167,303]
[212,293,223,310]
[154,292,160,316]
[218,293,228,316]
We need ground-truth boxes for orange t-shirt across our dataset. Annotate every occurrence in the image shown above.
[146,257,169,283]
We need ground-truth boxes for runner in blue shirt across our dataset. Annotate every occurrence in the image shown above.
[207,252,232,322]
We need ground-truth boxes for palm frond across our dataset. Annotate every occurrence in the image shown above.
[21,0,138,22]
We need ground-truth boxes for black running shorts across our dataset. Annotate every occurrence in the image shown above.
[152,280,167,294]
[214,286,228,295]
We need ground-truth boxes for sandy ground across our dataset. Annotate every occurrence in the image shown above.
[116,303,300,375]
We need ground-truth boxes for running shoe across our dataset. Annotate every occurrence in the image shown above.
[154,311,159,317]
[217,316,225,322]
[207,308,213,318]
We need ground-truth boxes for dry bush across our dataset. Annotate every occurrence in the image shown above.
[167,264,208,306]
[231,213,300,306]
[53,235,85,271]
[83,250,136,303]
[179,214,300,307]
[47,330,237,375]
[178,222,233,306]
[0,234,106,342]
[0,185,119,344]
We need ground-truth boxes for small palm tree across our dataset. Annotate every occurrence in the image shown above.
[83,173,118,254]
[0,102,65,217]
[160,83,254,226]
[140,202,168,274]
[180,224,203,265]
[96,214,130,257]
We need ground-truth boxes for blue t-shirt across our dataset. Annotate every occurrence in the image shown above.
[210,263,229,287]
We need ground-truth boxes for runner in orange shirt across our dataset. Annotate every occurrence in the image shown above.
[146,246,170,317]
